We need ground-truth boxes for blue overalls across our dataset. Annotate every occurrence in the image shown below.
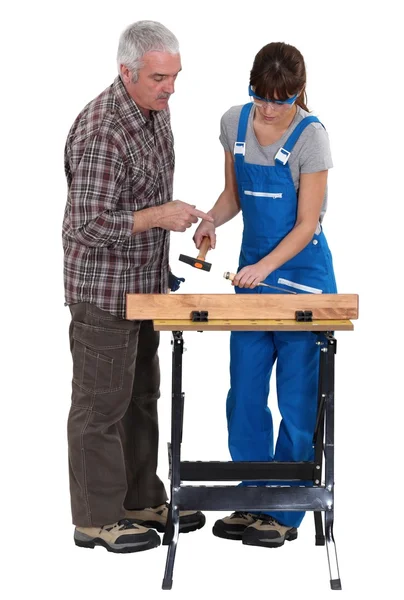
[227,103,337,528]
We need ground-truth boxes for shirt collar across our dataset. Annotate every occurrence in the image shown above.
[113,76,153,126]
[113,75,170,137]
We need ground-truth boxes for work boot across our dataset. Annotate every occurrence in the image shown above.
[212,512,260,540]
[74,519,160,553]
[125,503,206,534]
[242,515,298,548]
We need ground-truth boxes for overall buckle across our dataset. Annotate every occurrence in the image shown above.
[275,147,291,165]
[234,142,246,156]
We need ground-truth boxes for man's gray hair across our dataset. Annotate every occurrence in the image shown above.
[117,20,180,82]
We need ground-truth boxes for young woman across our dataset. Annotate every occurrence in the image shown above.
[193,42,337,549]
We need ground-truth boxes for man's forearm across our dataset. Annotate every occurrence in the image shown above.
[71,210,134,247]
[132,206,159,233]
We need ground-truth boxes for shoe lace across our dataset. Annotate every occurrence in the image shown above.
[103,519,138,532]
[257,514,279,526]
[230,511,251,520]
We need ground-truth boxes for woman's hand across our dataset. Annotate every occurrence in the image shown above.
[232,261,272,288]
[193,219,216,249]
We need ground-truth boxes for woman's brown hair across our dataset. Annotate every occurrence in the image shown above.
[250,42,309,111]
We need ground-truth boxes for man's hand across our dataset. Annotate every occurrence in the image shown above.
[232,261,272,289]
[154,200,214,232]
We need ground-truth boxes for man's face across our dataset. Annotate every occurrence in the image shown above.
[121,51,182,112]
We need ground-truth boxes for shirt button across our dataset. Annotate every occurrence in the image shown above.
[313,239,318,245]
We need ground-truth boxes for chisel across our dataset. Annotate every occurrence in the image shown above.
[223,271,297,294]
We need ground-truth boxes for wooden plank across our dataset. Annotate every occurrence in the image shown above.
[126,293,359,321]
[153,319,354,332]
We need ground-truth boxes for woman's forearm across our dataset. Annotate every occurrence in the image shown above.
[261,221,317,273]
[209,189,240,227]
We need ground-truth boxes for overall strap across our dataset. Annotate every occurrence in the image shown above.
[234,103,254,164]
[275,116,323,165]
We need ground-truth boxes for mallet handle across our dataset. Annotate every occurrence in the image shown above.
[197,237,211,261]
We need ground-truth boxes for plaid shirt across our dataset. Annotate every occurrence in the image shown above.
[63,76,174,318]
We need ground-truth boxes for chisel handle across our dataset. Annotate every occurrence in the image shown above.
[224,271,237,282]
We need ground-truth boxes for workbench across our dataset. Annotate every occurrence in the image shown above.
[126,292,359,590]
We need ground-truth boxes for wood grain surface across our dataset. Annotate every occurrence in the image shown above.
[126,293,359,321]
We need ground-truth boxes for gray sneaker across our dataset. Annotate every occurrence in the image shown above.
[74,519,160,553]
[212,512,260,540]
[242,515,298,548]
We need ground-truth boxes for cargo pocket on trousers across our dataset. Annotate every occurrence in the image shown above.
[72,322,129,394]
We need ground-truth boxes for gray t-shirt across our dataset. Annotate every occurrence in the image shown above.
[220,104,333,220]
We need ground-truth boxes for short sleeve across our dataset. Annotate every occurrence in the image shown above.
[219,113,232,152]
[299,124,333,174]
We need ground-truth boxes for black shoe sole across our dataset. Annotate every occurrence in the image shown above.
[74,534,161,553]
[242,528,298,548]
[179,514,206,534]
[212,521,247,541]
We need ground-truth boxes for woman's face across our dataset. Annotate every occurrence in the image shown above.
[253,99,297,125]
[250,86,299,126]
[254,101,296,123]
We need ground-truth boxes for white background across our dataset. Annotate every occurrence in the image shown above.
[2,1,402,598]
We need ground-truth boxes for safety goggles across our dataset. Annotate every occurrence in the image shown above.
[248,85,298,109]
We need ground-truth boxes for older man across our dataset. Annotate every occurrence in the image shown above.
[63,20,210,553]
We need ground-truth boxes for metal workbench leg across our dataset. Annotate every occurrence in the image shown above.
[162,331,184,590]
[314,512,325,546]
[313,337,327,546]
[323,334,341,590]
[326,510,341,590]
